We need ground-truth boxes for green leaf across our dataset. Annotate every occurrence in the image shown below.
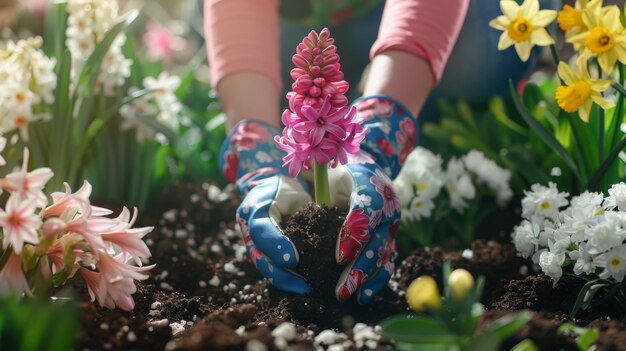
[571,279,600,317]
[509,81,581,182]
[582,283,611,310]
[489,97,526,135]
[480,310,533,340]
[510,339,539,351]
[380,315,458,344]
[577,328,600,351]
[588,136,626,191]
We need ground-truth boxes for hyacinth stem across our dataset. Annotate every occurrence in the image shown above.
[313,160,331,207]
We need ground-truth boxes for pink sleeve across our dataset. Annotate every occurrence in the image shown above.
[204,0,282,92]
[371,0,469,83]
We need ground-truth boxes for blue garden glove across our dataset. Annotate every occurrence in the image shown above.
[332,95,418,303]
[219,120,312,294]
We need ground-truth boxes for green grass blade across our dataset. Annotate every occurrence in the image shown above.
[509,81,581,182]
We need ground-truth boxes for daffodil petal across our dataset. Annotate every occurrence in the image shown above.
[586,0,603,11]
[489,15,511,30]
[591,94,615,110]
[501,0,520,19]
[598,50,618,75]
[520,0,539,18]
[567,31,587,46]
[531,28,555,46]
[532,9,557,27]
[558,61,578,85]
[614,42,626,64]
[589,79,613,92]
[579,100,591,122]
[515,41,533,62]
[582,7,598,28]
[605,6,623,32]
[498,32,515,50]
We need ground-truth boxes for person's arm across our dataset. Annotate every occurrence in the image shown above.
[204,0,282,130]
[365,0,469,117]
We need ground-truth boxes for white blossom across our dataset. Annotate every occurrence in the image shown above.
[512,220,540,259]
[605,182,626,211]
[597,244,626,281]
[521,182,569,222]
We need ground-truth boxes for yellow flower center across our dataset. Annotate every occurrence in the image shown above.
[413,200,423,209]
[556,80,592,113]
[584,27,615,54]
[541,201,551,210]
[611,257,621,269]
[507,18,532,42]
[557,5,584,31]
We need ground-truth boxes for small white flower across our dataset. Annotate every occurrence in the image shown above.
[255,151,272,163]
[353,194,372,208]
[462,150,512,206]
[539,250,565,283]
[521,182,569,222]
[512,220,540,259]
[407,196,435,220]
[444,158,475,213]
[569,243,599,275]
[597,244,626,281]
[604,182,626,211]
[586,221,622,254]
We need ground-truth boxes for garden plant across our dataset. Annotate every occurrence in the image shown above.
[6,0,626,350]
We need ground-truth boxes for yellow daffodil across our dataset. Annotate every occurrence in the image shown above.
[448,269,475,301]
[406,276,441,313]
[558,0,604,49]
[555,57,614,122]
[568,5,626,74]
[489,0,557,62]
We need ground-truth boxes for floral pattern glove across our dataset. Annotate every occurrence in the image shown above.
[219,120,312,294]
[333,95,419,303]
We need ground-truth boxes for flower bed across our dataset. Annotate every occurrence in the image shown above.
[66,182,626,350]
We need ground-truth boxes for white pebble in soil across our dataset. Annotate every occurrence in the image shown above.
[462,249,474,260]
[272,322,297,350]
[209,275,221,287]
[224,261,238,274]
[314,330,346,347]
[169,320,187,337]
[246,339,268,351]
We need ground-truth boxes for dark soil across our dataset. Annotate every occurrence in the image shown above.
[71,182,626,351]
[283,203,346,299]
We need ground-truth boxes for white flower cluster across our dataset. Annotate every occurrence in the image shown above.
[512,182,626,283]
[393,148,512,221]
[120,72,182,142]
[0,37,56,141]
[463,150,513,206]
[66,0,131,96]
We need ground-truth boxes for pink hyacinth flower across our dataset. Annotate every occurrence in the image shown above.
[275,28,364,177]
[0,194,42,254]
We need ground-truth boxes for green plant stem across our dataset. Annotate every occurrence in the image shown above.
[549,44,561,67]
[313,160,331,207]
[613,82,626,98]
[597,60,605,165]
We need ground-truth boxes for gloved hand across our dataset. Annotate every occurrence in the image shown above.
[332,95,418,304]
[219,120,312,294]
[220,95,418,302]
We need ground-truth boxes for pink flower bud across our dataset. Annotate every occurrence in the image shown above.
[309,86,321,97]
[42,217,67,236]
[313,48,322,55]
[310,66,321,75]
[290,68,306,80]
[313,77,326,87]
[292,54,309,69]
[313,55,324,65]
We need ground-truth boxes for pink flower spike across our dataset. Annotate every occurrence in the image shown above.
[277,28,363,174]
[0,194,41,254]
[0,252,31,297]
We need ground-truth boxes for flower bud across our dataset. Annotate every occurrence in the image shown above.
[448,269,475,301]
[406,276,441,312]
[42,217,67,237]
